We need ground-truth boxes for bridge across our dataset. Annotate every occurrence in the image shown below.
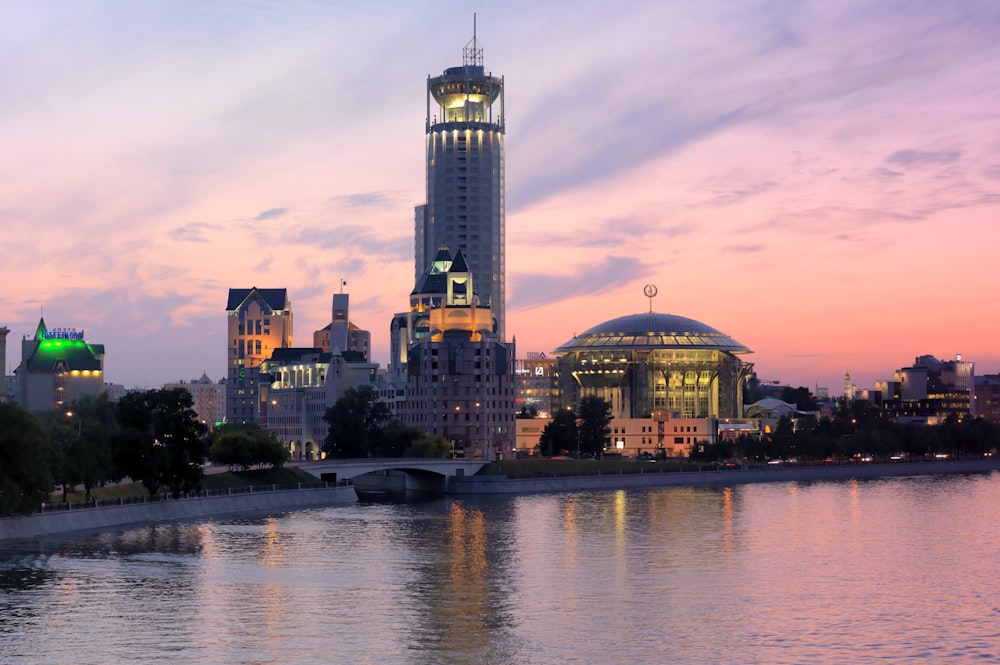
[296,458,490,500]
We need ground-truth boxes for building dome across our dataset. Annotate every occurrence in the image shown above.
[554,312,753,421]
[556,313,751,354]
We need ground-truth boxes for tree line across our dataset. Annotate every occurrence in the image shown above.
[694,400,1000,463]
[0,389,289,517]
[536,396,613,458]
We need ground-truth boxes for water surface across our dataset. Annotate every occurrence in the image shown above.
[2,473,999,664]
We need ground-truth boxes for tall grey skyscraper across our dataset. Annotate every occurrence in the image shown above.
[417,24,506,339]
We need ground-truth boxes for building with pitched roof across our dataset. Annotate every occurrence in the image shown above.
[395,246,515,459]
[14,317,105,412]
[389,245,475,380]
[226,287,292,424]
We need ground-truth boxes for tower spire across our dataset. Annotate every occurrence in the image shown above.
[463,13,483,67]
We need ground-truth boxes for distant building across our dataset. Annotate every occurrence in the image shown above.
[103,383,128,402]
[613,415,717,458]
[514,353,559,418]
[313,293,371,360]
[744,397,799,438]
[514,413,718,459]
[0,325,9,402]
[164,373,226,430]
[226,287,293,425]
[974,375,1000,423]
[396,246,515,459]
[261,347,378,460]
[874,354,975,423]
[14,318,105,412]
[260,289,377,459]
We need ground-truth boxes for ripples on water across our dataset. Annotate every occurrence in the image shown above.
[2,473,999,664]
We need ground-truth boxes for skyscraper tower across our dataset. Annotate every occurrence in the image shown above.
[417,18,506,339]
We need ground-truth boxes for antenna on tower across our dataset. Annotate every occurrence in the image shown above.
[463,12,484,67]
[643,284,658,313]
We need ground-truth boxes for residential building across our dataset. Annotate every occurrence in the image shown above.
[226,287,292,425]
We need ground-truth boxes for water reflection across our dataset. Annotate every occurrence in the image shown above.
[1,474,999,664]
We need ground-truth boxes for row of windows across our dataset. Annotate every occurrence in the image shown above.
[237,318,272,336]
[409,384,514,396]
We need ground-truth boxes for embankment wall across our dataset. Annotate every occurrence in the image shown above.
[0,486,356,542]
[446,459,1000,495]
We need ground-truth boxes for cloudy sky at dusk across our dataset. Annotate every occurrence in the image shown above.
[3,0,999,395]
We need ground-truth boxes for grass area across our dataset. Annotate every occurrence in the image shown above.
[52,465,323,503]
[484,458,703,478]
[201,466,323,490]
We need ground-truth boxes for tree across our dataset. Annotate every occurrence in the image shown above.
[779,386,819,411]
[517,405,538,419]
[68,394,118,499]
[577,395,612,456]
[378,421,424,457]
[0,403,55,516]
[538,408,577,457]
[116,388,208,498]
[208,424,289,470]
[406,434,452,458]
[323,385,393,458]
[39,410,83,502]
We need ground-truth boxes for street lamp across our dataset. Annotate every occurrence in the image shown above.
[475,401,485,460]
[65,410,81,435]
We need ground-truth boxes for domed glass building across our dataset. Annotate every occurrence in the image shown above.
[554,312,753,420]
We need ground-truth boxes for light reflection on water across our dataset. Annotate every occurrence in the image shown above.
[2,473,1000,664]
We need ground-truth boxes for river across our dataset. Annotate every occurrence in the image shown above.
[2,472,999,664]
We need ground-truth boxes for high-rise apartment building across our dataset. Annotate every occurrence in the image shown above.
[226,287,292,424]
[417,25,506,339]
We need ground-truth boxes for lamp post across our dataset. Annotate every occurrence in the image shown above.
[65,410,81,436]
[476,401,485,461]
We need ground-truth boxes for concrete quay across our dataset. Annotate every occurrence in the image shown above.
[445,458,1000,495]
[0,485,356,542]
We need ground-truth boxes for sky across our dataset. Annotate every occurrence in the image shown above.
[2,0,999,396]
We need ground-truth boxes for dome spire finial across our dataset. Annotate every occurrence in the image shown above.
[643,284,658,313]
